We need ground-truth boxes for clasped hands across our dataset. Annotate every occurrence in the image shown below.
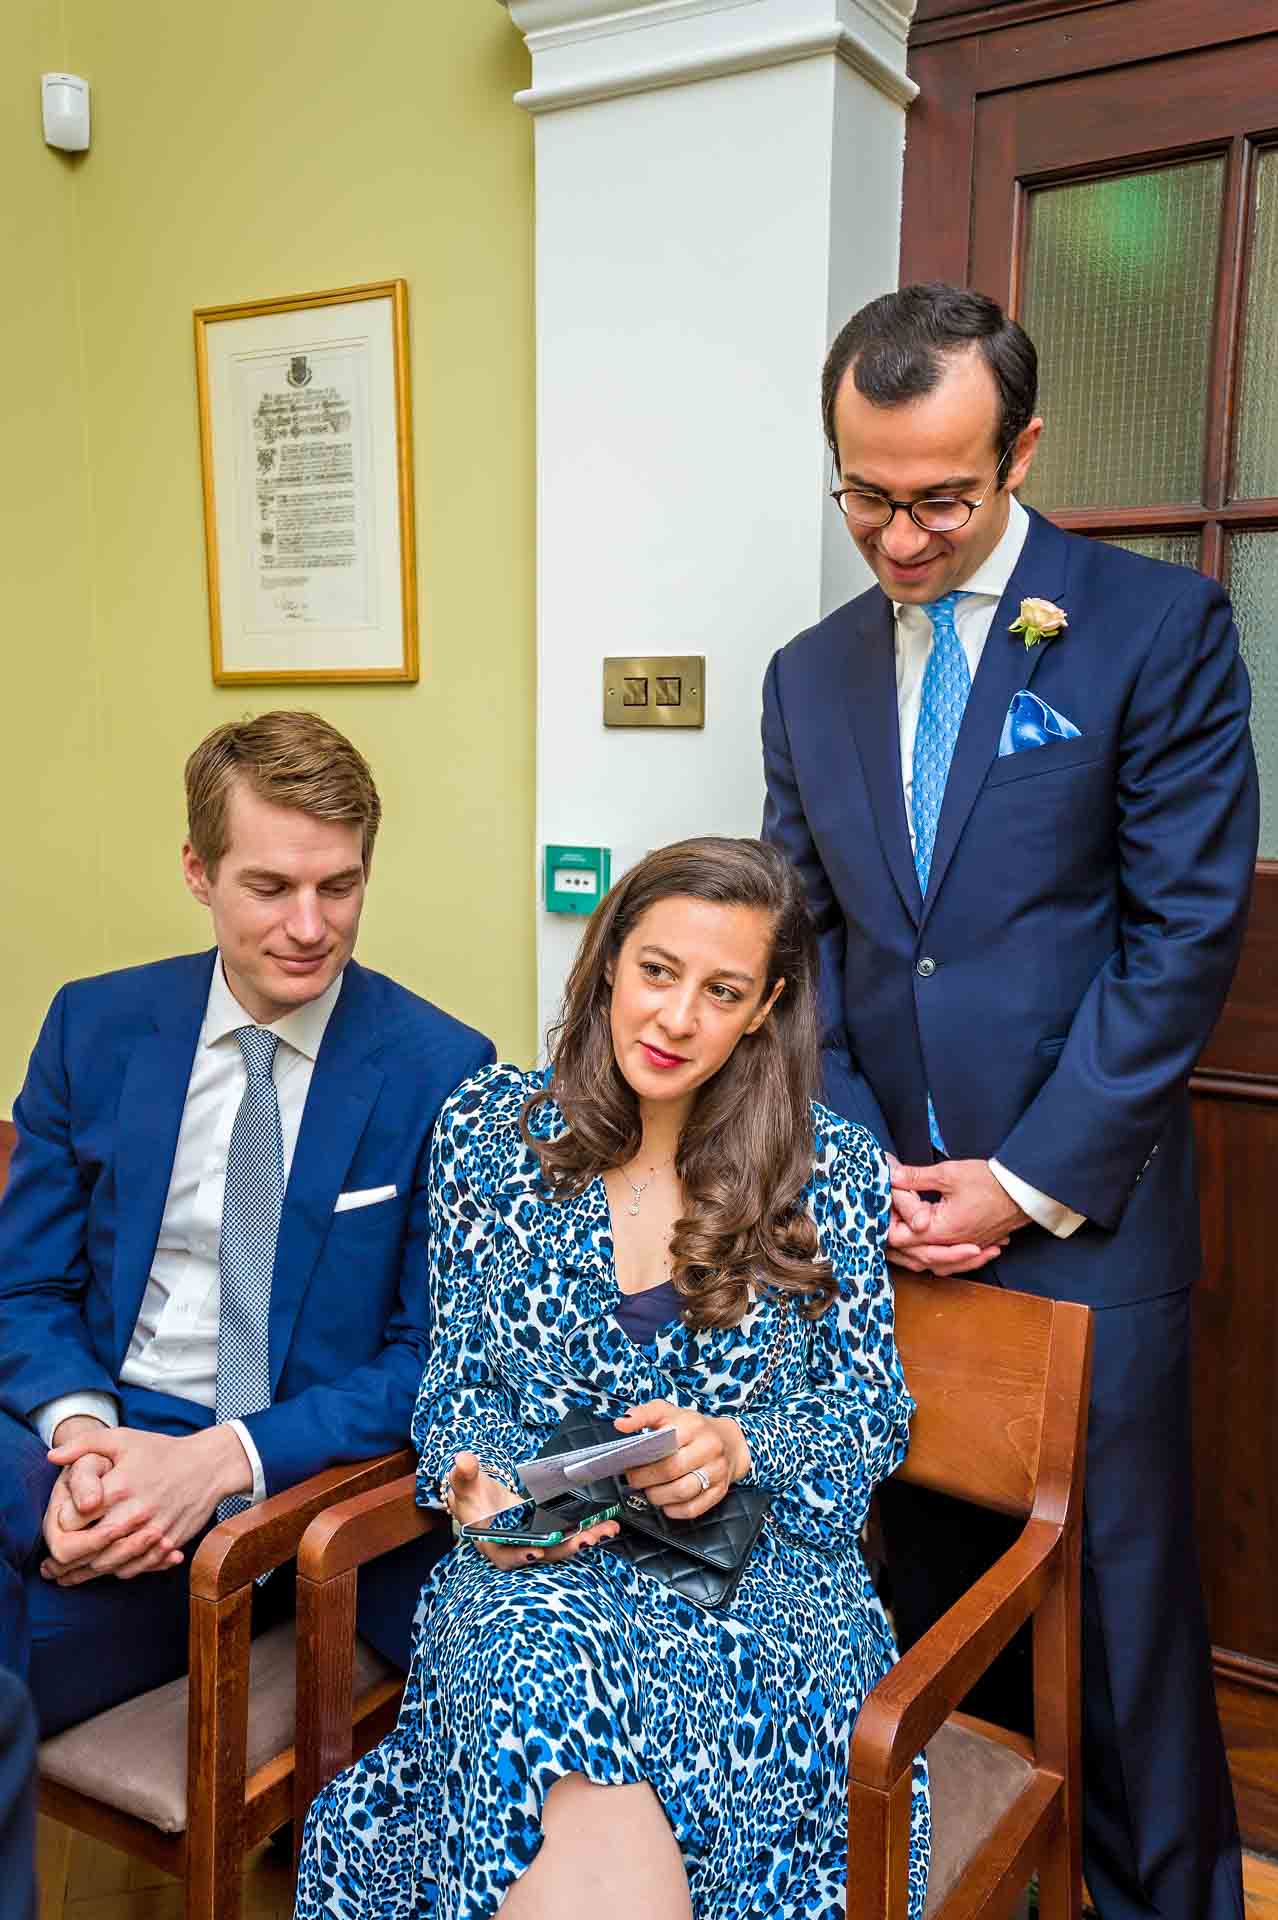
[445,1401,751,1573]
[40,1417,253,1587]
[885,1156,1029,1276]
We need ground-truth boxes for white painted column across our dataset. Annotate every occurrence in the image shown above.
[501,0,917,1044]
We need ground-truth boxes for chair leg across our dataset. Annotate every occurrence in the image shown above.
[185,1589,251,1920]
[36,1816,73,1920]
[846,1769,915,1920]
[1037,1814,1079,1920]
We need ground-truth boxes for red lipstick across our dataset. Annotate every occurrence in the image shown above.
[640,1042,687,1069]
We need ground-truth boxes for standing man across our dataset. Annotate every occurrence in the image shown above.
[762,284,1255,1920]
[0,710,494,1734]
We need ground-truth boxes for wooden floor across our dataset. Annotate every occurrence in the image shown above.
[1247,1849,1278,1920]
[37,1821,295,1920]
[35,1819,1278,1918]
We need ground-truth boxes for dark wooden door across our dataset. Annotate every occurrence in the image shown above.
[902,0,1278,1852]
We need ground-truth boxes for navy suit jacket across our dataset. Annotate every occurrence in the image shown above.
[763,507,1258,1308]
[0,952,494,1492]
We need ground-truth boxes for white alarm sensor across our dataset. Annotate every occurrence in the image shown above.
[42,73,90,153]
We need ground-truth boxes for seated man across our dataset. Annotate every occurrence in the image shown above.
[0,710,493,1734]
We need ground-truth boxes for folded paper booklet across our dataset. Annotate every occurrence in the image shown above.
[518,1424,678,1502]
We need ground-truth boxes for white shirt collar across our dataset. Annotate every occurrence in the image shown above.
[203,954,344,1062]
[893,492,1029,617]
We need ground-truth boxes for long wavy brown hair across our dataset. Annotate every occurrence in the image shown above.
[521,837,835,1329]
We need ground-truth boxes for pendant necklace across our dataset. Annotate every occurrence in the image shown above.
[622,1156,672,1216]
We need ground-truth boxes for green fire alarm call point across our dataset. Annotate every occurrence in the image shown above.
[544,844,612,916]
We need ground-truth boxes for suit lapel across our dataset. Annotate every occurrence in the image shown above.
[112,953,215,1369]
[844,592,923,923]
[920,509,1068,927]
[268,962,384,1392]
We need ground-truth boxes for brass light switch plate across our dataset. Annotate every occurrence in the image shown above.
[603,655,704,728]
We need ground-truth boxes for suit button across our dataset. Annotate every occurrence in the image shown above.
[916,956,937,978]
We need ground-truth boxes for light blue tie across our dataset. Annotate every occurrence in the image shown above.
[911,592,971,1153]
[216,1027,284,1522]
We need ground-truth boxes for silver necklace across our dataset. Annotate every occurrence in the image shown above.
[621,1156,671,1217]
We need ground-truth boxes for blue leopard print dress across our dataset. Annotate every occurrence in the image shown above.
[295,1064,930,1920]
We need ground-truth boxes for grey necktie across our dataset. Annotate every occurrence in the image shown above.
[215,1027,284,1522]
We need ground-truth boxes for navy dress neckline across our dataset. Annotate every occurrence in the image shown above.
[613,1277,681,1344]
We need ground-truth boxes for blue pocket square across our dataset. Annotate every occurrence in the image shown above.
[998,690,1081,757]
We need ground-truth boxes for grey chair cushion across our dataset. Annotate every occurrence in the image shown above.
[924,1719,1035,1914]
[38,1623,398,1834]
[41,1650,1034,1882]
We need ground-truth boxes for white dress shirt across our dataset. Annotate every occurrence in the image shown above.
[33,960,345,1502]
[894,494,1084,1240]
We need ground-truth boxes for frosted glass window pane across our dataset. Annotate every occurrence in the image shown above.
[1234,150,1278,500]
[1020,161,1223,511]
[1094,533,1201,569]
[1230,532,1278,857]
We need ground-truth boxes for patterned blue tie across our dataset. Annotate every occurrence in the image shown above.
[911,592,971,1153]
[216,1027,284,1522]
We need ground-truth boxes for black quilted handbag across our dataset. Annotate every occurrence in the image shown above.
[531,1298,791,1610]
[533,1408,771,1609]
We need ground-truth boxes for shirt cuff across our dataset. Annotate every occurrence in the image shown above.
[227,1419,267,1506]
[989,1159,1086,1240]
[31,1392,119,1449]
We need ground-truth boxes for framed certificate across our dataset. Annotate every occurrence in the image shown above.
[194,279,418,684]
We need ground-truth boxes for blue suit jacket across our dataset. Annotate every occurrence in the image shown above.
[763,507,1258,1308]
[0,952,494,1492]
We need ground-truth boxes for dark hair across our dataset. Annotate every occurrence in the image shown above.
[821,282,1038,481]
[521,837,836,1329]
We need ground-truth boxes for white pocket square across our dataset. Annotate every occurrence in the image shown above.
[334,1184,397,1213]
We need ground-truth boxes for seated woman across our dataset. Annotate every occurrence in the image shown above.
[295,836,929,1920]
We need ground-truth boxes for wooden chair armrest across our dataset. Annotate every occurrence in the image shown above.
[292,1474,437,1845]
[297,1473,434,1582]
[189,1450,416,1600]
[850,1516,1062,1791]
[181,1451,409,1911]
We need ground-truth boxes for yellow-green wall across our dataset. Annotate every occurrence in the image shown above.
[2,2,101,1099]
[1,0,535,1107]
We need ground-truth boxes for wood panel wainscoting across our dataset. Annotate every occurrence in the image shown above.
[1192,1073,1278,1849]
[900,0,1278,1853]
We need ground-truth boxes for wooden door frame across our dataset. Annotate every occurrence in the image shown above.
[949,28,1278,1093]
[902,0,1278,287]
[900,0,1278,1855]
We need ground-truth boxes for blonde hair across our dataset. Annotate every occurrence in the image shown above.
[184,711,382,877]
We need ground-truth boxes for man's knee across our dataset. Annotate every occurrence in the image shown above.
[28,1556,193,1737]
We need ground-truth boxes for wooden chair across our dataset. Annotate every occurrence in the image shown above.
[290,1272,1091,1920]
[849,1274,1092,1920]
[0,1115,420,1916]
[35,1449,414,1920]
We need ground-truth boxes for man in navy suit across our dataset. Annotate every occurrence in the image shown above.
[0,711,493,1735]
[763,285,1255,1920]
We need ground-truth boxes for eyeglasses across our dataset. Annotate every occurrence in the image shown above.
[829,442,1015,533]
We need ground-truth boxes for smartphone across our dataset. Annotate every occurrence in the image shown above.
[459,1497,622,1549]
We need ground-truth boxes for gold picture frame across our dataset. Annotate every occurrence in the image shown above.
[194,279,418,684]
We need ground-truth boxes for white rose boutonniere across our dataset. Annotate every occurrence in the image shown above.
[1009,597,1068,651]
